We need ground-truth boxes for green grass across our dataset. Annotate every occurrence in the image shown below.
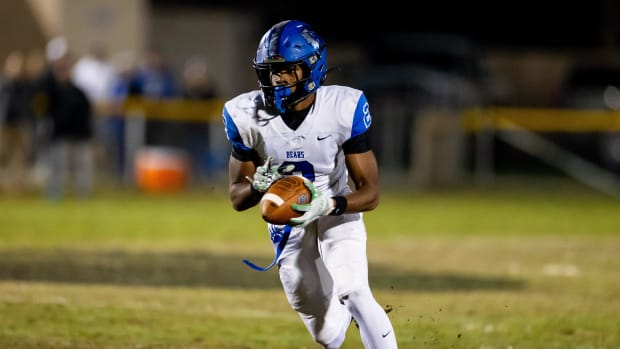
[0,178,619,348]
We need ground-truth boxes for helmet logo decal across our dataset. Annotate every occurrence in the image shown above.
[301,29,321,50]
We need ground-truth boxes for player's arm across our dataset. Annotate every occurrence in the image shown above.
[289,149,379,227]
[223,105,265,211]
[229,150,294,211]
[340,92,380,213]
[343,149,380,212]
[228,155,261,211]
[290,130,379,227]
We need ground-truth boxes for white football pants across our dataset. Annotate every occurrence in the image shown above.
[272,213,398,348]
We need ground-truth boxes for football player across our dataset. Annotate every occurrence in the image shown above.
[222,20,398,348]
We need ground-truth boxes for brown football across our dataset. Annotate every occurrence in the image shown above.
[260,175,312,225]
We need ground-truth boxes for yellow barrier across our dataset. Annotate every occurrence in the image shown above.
[102,97,620,132]
[113,97,225,123]
[463,107,620,132]
[95,97,224,122]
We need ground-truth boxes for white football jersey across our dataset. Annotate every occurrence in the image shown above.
[223,85,372,197]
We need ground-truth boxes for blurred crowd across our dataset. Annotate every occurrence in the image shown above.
[0,37,219,199]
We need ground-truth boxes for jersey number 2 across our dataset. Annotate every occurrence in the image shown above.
[281,160,315,181]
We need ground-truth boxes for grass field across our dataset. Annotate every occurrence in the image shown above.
[1,177,619,348]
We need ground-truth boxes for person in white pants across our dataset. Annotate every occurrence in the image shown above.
[223,20,398,349]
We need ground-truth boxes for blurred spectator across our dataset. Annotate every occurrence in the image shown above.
[181,55,219,180]
[45,36,69,64]
[134,48,179,98]
[183,55,217,100]
[24,49,47,115]
[35,36,71,179]
[42,48,95,200]
[23,49,49,189]
[72,41,117,184]
[0,50,37,194]
[132,48,180,146]
[72,41,115,112]
[106,50,140,183]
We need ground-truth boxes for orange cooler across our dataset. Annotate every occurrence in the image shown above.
[134,146,190,193]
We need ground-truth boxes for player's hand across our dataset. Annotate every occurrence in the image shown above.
[290,177,334,227]
[246,156,294,193]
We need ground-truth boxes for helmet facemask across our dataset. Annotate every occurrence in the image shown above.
[254,60,317,115]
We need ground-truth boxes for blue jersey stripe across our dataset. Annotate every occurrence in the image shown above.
[351,93,372,138]
[223,107,251,152]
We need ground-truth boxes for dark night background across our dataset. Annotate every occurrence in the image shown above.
[152,0,620,50]
[148,0,620,175]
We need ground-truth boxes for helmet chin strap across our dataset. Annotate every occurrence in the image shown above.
[267,78,314,114]
[285,86,314,111]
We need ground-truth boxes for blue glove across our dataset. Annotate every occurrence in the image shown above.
[246,156,294,193]
[290,177,334,227]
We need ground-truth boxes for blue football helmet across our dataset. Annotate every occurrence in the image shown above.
[253,20,327,114]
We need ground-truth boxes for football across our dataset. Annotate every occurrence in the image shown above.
[260,175,311,225]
